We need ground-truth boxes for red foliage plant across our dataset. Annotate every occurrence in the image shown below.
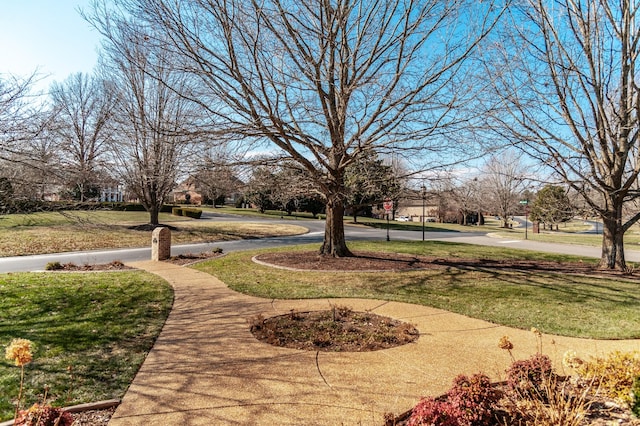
[407,373,499,426]
[505,353,554,398]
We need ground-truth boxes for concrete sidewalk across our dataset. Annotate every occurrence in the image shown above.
[109,261,640,425]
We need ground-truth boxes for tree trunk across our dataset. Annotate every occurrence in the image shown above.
[319,195,352,257]
[149,205,160,226]
[599,213,626,270]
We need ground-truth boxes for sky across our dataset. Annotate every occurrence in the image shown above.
[0,0,101,90]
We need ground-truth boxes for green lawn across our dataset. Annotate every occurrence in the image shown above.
[0,271,173,421]
[192,240,640,340]
[0,210,307,256]
[211,206,630,245]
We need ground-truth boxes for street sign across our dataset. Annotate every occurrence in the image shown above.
[519,200,528,205]
[383,199,393,213]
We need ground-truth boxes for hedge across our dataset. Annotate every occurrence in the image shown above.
[171,207,202,219]
[0,201,179,214]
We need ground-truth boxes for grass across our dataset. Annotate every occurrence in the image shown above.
[0,271,173,421]
[165,206,640,248]
[0,210,308,256]
[192,240,640,340]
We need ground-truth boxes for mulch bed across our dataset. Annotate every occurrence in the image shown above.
[47,261,134,271]
[255,250,640,278]
[163,251,224,265]
[249,306,419,352]
[47,252,224,271]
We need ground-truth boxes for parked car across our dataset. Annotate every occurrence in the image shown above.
[395,216,410,222]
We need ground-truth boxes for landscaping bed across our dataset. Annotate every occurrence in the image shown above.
[255,250,640,278]
[249,306,419,352]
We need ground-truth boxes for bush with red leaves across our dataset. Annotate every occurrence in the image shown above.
[407,373,499,426]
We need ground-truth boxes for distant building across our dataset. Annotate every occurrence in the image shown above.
[171,177,203,205]
[100,186,124,202]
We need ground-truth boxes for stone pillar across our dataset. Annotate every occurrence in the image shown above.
[533,221,540,234]
[151,227,171,261]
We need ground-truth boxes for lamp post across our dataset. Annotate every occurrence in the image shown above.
[519,198,529,240]
[383,198,393,241]
[421,184,426,241]
[525,202,529,240]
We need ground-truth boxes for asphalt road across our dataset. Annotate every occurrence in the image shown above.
[1,214,638,273]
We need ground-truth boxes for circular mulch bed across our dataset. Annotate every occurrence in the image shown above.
[254,250,432,272]
[254,250,640,278]
[249,306,419,352]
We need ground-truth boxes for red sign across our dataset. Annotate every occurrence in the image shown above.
[383,199,393,213]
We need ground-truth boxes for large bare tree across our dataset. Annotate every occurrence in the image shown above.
[96,20,201,226]
[49,73,115,201]
[0,73,45,162]
[0,74,63,206]
[486,0,640,270]
[90,0,505,256]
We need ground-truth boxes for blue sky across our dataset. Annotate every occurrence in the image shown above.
[0,0,100,89]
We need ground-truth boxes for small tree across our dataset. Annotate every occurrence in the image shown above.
[270,162,319,216]
[345,151,398,223]
[481,152,528,228]
[529,185,573,230]
[244,166,277,214]
[194,158,240,207]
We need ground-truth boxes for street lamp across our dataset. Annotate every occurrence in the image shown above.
[421,184,426,241]
[519,198,529,240]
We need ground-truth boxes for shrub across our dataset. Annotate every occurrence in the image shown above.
[14,403,73,426]
[407,397,459,426]
[576,351,640,406]
[44,262,63,271]
[632,376,640,418]
[182,208,202,219]
[506,375,591,426]
[506,353,554,399]
[447,374,499,426]
[171,207,202,218]
[407,374,498,426]
[102,202,147,212]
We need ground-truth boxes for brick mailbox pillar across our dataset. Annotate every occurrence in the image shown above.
[151,227,171,261]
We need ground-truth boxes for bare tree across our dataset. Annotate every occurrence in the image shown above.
[97,21,201,226]
[485,0,640,270]
[0,73,40,160]
[89,0,505,256]
[481,152,528,228]
[451,176,484,225]
[194,156,242,207]
[0,75,65,206]
[49,73,115,201]
[244,165,277,214]
[269,162,316,216]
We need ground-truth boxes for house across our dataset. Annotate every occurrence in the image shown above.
[171,177,203,205]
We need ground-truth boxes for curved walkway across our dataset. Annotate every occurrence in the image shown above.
[109,261,640,425]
